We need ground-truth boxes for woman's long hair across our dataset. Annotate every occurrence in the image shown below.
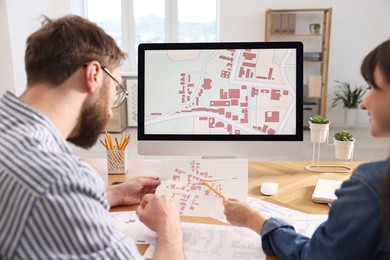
[361,39,390,230]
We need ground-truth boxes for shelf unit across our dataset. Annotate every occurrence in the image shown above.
[265,8,332,127]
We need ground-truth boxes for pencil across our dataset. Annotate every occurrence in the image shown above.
[115,137,120,150]
[106,131,114,150]
[121,135,130,150]
[119,132,125,148]
[99,139,108,150]
[202,181,226,199]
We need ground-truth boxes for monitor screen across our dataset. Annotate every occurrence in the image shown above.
[138,41,303,157]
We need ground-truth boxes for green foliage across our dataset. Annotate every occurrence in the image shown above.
[309,115,330,124]
[331,81,367,109]
[334,130,354,142]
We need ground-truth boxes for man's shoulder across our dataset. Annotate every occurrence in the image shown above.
[2,149,78,192]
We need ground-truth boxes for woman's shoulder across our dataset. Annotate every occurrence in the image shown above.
[353,159,389,178]
[350,159,389,194]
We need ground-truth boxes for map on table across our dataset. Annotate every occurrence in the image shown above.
[156,159,248,218]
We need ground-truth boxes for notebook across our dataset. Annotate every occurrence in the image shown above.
[312,179,343,203]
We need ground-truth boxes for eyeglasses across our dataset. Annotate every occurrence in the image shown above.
[101,67,128,108]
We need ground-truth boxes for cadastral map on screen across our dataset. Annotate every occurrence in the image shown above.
[145,48,297,135]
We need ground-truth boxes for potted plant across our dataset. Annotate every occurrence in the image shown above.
[331,80,367,128]
[309,115,330,124]
[333,130,355,160]
[309,23,321,34]
[309,115,330,143]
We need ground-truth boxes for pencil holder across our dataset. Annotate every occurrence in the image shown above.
[107,149,128,174]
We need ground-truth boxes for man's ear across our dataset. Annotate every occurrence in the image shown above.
[83,61,102,93]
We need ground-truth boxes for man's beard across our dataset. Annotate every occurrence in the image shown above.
[67,86,110,149]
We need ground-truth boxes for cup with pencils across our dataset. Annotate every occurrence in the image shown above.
[100,132,130,174]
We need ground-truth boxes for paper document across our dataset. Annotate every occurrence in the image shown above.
[110,197,327,259]
[110,211,156,244]
[156,159,248,218]
[110,210,265,260]
[144,222,265,260]
[247,197,327,238]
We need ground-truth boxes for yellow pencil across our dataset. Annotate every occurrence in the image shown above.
[106,131,114,150]
[105,131,110,150]
[121,135,130,150]
[202,181,226,199]
[115,137,120,150]
[119,133,125,148]
[99,139,108,150]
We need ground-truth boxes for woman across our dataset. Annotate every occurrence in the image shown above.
[223,40,390,259]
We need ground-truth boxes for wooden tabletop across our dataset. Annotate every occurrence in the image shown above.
[85,159,361,258]
[247,161,359,214]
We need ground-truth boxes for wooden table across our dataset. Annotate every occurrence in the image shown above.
[85,159,361,258]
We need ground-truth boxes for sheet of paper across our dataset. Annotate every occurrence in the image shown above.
[110,197,326,259]
[247,197,328,237]
[156,159,248,218]
[110,211,156,244]
[144,222,265,260]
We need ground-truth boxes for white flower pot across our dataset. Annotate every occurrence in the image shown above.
[344,108,359,129]
[309,122,330,143]
[334,138,355,160]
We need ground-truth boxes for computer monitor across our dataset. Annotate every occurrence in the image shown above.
[137,41,303,157]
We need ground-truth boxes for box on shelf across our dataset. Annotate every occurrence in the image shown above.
[304,52,322,61]
[308,75,323,98]
[270,13,296,34]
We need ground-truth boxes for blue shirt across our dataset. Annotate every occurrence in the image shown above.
[261,159,390,259]
[0,92,143,259]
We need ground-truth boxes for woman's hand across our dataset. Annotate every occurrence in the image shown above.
[223,198,267,234]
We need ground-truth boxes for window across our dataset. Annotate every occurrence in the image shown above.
[84,0,218,73]
[177,0,217,42]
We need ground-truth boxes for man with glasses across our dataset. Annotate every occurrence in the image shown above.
[0,15,184,259]
[101,66,129,109]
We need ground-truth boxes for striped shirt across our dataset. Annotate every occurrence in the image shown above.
[0,92,143,259]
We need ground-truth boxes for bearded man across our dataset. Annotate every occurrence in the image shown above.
[0,15,184,260]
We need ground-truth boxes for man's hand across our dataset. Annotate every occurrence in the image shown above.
[136,194,185,259]
[136,194,181,234]
[106,176,160,207]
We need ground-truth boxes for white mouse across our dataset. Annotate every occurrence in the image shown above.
[260,182,279,196]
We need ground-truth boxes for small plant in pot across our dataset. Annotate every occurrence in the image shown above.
[309,115,330,143]
[309,115,330,124]
[334,130,354,142]
[333,130,355,160]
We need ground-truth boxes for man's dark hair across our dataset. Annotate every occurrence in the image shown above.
[25,15,127,86]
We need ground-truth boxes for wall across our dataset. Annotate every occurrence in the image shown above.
[1,0,390,126]
[219,0,390,127]
[0,0,71,96]
[0,0,15,95]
